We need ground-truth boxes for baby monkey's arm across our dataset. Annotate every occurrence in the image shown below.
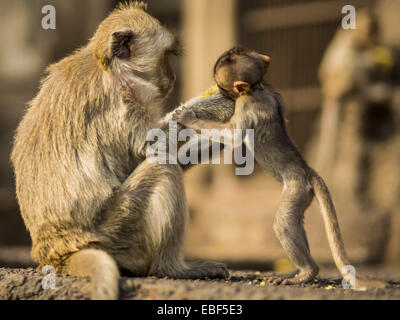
[173,107,244,132]
[173,105,249,148]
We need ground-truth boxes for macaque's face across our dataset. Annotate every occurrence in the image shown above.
[214,47,270,98]
[94,6,182,98]
[157,40,181,97]
[110,27,181,98]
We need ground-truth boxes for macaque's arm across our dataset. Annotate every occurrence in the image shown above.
[172,93,249,132]
[173,108,241,131]
[172,99,250,149]
[159,92,234,129]
[156,92,235,170]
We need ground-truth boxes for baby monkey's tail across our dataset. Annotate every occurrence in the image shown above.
[310,170,387,291]
[62,248,120,299]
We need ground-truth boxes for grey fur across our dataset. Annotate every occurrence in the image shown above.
[174,49,387,290]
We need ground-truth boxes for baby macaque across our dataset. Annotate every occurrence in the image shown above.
[173,46,386,290]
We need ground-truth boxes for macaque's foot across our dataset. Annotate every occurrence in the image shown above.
[179,260,229,280]
[268,269,317,285]
[267,269,299,285]
[172,108,198,126]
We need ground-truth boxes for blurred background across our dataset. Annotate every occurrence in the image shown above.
[0,0,400,271]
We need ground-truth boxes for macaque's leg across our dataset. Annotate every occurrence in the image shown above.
[269,180,319,285]
[97,159,228,279]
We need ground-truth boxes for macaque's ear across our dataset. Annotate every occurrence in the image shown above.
[259,54,271,71]
[233,81,251,95]
[111,29,135,59]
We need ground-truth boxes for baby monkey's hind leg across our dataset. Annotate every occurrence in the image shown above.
[269,180,319,285]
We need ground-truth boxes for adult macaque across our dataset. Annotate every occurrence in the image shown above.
[11,2,234,300]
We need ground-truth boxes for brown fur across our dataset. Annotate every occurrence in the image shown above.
[11,2,232,300]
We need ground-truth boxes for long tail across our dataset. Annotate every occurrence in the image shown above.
[62,248,120,299]
[311,170,387,290]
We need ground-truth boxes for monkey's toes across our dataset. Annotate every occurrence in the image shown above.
[280,272,316,285]
[187,260,229,280]
[267,270,300,285]
[267,269,317,286]
[280,276,313,285]
[267,277,285,285]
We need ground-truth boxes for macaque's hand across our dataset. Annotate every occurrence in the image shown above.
[172,108,198,126]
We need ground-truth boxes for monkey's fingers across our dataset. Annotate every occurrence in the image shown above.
[171,109,183,121]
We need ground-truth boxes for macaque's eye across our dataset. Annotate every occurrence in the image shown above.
[164,53,176,81]
[165,50,178,59]
[169,49,181,57]
[167,39,184,57]
[164,47,180,75]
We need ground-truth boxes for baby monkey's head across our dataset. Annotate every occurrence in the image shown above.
[214,46,270,99]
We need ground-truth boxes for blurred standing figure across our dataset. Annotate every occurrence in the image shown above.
[314,1,400,264]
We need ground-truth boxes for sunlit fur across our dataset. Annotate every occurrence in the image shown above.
[11,2,232,300]
[174,47,387,290]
